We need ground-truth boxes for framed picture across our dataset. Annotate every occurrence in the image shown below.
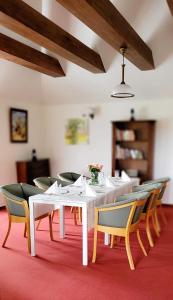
[10,108,28,143]
[65,118,89,145]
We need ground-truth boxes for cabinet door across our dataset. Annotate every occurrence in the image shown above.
[27,159,50,184]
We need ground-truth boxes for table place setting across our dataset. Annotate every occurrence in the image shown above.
[44,181,68,195]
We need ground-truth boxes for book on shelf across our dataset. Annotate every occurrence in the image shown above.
[116,129,135,141]
[116,145,144,160]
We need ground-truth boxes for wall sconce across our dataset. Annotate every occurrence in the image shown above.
[82,107,99,119]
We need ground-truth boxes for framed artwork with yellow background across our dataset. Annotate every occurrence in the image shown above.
[10,108,28,143]
[65,118,89,145]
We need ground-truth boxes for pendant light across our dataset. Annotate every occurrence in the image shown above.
[111,47,135,98]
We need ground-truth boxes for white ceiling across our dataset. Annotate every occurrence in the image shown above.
[0,0,173,105]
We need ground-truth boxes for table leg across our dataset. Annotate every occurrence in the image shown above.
[104,233,110,245]
[82,204,88,266]
[59,205,65,238]
[29,200,36,256]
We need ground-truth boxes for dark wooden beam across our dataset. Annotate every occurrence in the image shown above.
[0,33,65,77]
[56,0,154,70]
[0,0,105,73]
[167,0,173,16]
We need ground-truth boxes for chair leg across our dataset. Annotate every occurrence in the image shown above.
[136,229,147,256]
[52,210,59,223]
[48,215,54,241]
[125,233,135,270]
[36,219,41,231]
[92,228,98,263]
[52,210,56,222]
[73,207,78,225]
[2,217,12,247]
[24,223,27,238]
[155,209,161,233]
[26,220,31,254]
[78,207,82,223]
[152,215,160,238]
[146,216,154,247]
[110,235,114,248]
[110,235,117,248]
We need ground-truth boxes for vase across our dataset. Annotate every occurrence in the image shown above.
[90,171,99,185]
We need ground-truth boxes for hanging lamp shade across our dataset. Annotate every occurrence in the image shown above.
[111,47,135,99]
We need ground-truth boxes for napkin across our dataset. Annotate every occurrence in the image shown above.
[105,176,115,188]
[73,175,84,187]
[121,170,131,182]
[84,181,97,197]
[45,181,61,194]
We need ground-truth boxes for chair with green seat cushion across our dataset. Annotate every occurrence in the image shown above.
[143,178,170,230]
[33,176,70,191]
[0,183,55,253]
[57,172,87,224]
[92,191,150,270]
[133,182,163,247]
[133,182,163,212]
[57,172,81,183]
[33,176,80,225]
[143,177,170,184]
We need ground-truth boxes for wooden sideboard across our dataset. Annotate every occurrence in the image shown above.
[16,159,50,184]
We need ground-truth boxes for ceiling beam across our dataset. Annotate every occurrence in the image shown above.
[0,0,105,74]
[56,0,154,70]
[167,0,173,16]
[0,33,65,77]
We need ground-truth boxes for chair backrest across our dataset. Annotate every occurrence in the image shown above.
[98,191,150,228]
[33,176,70,191]
[132,182,163,212]
[143,177,170,185]
[117,191,150,224]
[143,178,170,202]
[21,183,43,200]
[58,172,81,183]
[0,183,42,217]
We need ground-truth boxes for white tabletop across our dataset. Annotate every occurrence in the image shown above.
[29,179,137,230]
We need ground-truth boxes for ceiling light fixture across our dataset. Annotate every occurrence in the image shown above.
[111,47,135,99]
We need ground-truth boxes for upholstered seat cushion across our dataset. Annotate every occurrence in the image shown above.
[1,183,55,218]
[97,191,150,228]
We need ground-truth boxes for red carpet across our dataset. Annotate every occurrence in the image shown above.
[0,206,173,300]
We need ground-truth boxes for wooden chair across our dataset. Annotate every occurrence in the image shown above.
[133,182,163,247]
[143,177,170,232]
[92,191,150,270]
[57,172,87,224]
[57,172,81,184]
[33,176,70,190]
[0,183,55,253]
[34,176,80,225]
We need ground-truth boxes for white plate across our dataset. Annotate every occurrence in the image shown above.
[58,189,68,194]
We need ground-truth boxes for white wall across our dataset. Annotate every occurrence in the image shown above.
[0,99,45,205]
[43,99,173,204]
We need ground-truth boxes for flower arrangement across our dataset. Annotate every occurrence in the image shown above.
[88,163,103,185]
[88,163,103,173]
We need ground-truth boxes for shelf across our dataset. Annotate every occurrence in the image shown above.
[112,120,155,181]
[116,158,147,162]
[116,140,148,143]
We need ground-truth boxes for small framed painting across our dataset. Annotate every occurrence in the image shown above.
[10,108,28,143]
[65,118,89,145]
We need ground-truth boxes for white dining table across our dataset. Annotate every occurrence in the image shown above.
[29,179,138,266]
